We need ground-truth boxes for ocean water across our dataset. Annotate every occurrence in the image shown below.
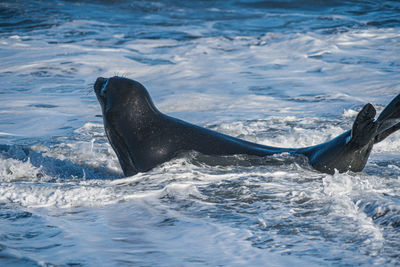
[1,0,400,266]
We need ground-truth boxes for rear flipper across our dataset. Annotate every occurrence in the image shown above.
[374,122,400,144]
[305,96,399,174]
[374,93,400,144]
[348,93,400,146]
[347,103,378,149]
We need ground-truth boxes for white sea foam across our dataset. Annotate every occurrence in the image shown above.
[1,2,400,265]
[322,172,384,250]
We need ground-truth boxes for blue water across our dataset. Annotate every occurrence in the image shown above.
[1,0,400,266]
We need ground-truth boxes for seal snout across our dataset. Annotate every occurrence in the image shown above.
[94,77,105,93]
[94,77,109,97]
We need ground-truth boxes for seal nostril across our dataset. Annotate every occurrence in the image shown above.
[100,78,110,97]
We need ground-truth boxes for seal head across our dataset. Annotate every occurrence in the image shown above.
[94,76,159,176]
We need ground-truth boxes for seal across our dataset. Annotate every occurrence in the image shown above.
[94,76,400,176]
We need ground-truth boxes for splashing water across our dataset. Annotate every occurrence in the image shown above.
[1,0,400,266]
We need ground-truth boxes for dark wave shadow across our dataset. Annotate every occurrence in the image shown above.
[0,144,121,181]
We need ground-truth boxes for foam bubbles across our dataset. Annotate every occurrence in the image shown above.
[1,1,400,265]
